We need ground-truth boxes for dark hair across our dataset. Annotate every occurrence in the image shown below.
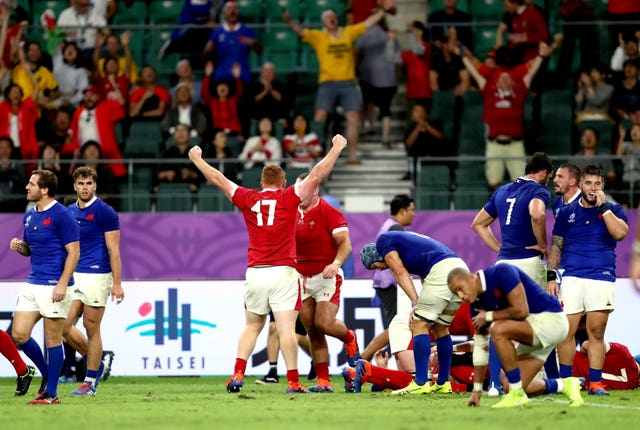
[102,55,119,73]
[4,83,23,100]
[558,163,580,181]
[62,40,81,66]
[411,21,428,42]
[80,140,102,158]
[0,135,15,148]
[73,166,98,182]
[582,126,600,140]
[580,165,604,183]
[524,152,553,175]
[390,194,413,215]
[32,169,58,196]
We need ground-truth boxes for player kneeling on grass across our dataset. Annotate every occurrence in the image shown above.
[447,264,584,408]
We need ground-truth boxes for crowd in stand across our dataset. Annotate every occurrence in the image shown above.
[0,0,639,212]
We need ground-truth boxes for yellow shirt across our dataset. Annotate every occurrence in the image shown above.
[12,65,58,100]
[302,22,366,83]
[97,56,139,84]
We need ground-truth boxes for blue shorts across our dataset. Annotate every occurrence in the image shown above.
[315,80,362,113]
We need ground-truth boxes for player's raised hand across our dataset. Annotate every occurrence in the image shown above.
[331,134,348,151]
[189,145,203,161]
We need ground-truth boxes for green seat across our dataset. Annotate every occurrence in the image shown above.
[577,119,613,155]
[114,2,148,24]
[454,186,490,209]
[241,166,264,188]
[124,121,163,157]
[470,0,504,21]
[262,29,299,72]
[430,90,456,141]
[303,0,343,24]
[237,0,263,23]
[32,1,68,24]
[197,184,234,212]
[459,91,485,155]
[126,29,147,71]
[284,167,308,185]
[429,0,469,13]
[225,135,243,157]
[473,26,498,58]
[300,45,319,73]
[148,0,184,24]
[415,164,451,210]
[265,0,301,22]
[147,29,180,75]
[119,184,152,212]
[156,183,194,212]
[17,1,31,17]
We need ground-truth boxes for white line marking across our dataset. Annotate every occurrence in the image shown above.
[533,397,640,410]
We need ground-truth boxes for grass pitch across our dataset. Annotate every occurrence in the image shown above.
[1,376,639,430]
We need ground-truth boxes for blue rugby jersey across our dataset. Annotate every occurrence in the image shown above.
[68,197,120,274]
[484,177,550,260]
[376,231,458,278]
[23,201,79,285]
[553,200,626,282]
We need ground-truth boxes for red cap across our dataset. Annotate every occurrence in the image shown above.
[83,85,98,94]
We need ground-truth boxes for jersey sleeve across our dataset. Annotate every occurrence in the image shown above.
[344,22,367,42]
[495,264,521,295]
[231,186,251,210]
[610,203,627,223]
[375,233,394,258]
[58,208,80,245]
[101,203,120,232]
[484,193,498,218]
[552,208,568,238]
[532,187,551,205]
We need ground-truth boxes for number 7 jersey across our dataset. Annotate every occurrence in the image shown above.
[232,185,301,267]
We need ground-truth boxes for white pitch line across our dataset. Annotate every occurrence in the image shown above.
[532,397,640,411]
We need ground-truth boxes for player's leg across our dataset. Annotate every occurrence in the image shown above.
[585,310,611,395]
[300,297,330,391]
[37,316,67,403]
[490,320,534,394]
[556,276,586,377]
[0,329,35,396]
[273,309,305,392]
[72,304,105,393]
[556,312,582,377]
[256,314,280,384]
[12,293,48,394]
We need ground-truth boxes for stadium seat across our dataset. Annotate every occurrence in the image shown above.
[119,184,152,212]
[147,29,180,76]
[156,183,194,212]
[148,0,184,24]
[16,0,31,17]
[303,0,344,24]
[264,0,301,22]
[197,184,234,212]
[459,90,485,155]
[300,45,319,73]
[430,90,456,141]
[429,0,469,13]
[114,2,148,24]
[130,165,154,188]
[284,167,308,185]
[32,0,68,24]
[415,164,451,210]
[262,29,299,72]
[469,0,504,21]
[577,118,614,155]
[125,29,147,72]
[454,185,490,209]
[237,0,263,23]
[225,135,243,157]
[123,121,163,157]
[241,166,264,188]
[472,26,498,58]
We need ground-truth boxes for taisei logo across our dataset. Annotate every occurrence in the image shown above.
[125,288,216,351]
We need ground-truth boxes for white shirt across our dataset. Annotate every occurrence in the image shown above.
[178,105,192,126]
[57,6,107,50]
[53,49,89,106]
[78,108,100,145]
[9,114,19,148]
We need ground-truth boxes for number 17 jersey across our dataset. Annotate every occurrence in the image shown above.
[232,185,301,267]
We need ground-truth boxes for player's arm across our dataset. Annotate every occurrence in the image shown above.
[546,234,563,296]
[105,230,124,303]
[596,193,629,241]
[282,10,305,37]
[323,230,352,279]
[53,240,80,302]
[471,208,500,253]
[9,237,30,256]
[297,135,347,202]
[384,251,419,305]
[527,197,548,257]
[631,217,640,293]
[189,145,236,199]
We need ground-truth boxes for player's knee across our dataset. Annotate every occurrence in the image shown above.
[489,320,509,339]
[11,330,28,345]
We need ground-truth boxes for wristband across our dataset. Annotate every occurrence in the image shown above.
[599,203,610,215]
[332,259,342,267]
[485,311,494,322]
[547,270,557,282]
[473,382,483,392]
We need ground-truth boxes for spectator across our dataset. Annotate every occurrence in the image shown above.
[238,117,282,169]
[57,0,107,66]
[283,114,322,169]
[170,59,202,106]
[0,83,39,173]
[355,13,398,148]
[0,1,28,69]
[611,60,640,122]
[248,62,290,125]
[615,123,640,206]
[52,41,89,109]
[460,42,553,190]
[158,0,214,66]
[37,109,72,153]
[11,41,60,108]
[201,1,261,84]
[63,85,126,179]
[574,63,615,121]
[37,142,72,197]
[387,21,432,114]
[555,0,598,82]
[93,30,138,84]
[403,104,447,179]
[90,0,117,23]
[202,61,243,135]
[71,140,117,207]
[283,1,395,164]
[349,0,396,24]
[496,0,549,64]
[610,32,640,73]
[203,128,241,184]
[427,0,473,51]
[0,135,26,212]
[128,65,170,121]
[160,83,209,143]
[94,55,129,109]
[155,123,200,193]
[605,1,640,44]
[568,127,616,186]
